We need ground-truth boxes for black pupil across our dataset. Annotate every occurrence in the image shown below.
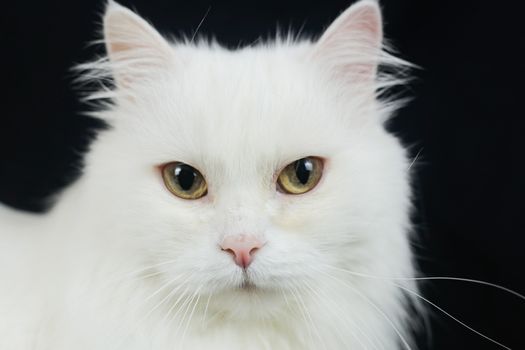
[175,164,196,191]
[295,158,313,185]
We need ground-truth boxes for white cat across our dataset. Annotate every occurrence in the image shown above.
[0,0,419,349]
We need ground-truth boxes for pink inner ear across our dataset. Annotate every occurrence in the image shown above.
[104,10,160,59]
[103,4,174,90]
[314,1,383,83]
[343,5,382,45]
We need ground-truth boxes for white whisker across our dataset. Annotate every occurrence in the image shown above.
[290,282,328,350]
[313,267,413,350]
[323,264,521,349]
[288,284,316,346]
[145,273,190,302]
[163,285,191,323]
[301,280,374,350]
[190,7,211,43]
[280,287,292,311]
[180,286,203,348]
[407,147,423,171]
[394,283,512,350]
[122,259,179,280]
[110,273,190,350]
[322,265,525,301]
[202,291,213,329]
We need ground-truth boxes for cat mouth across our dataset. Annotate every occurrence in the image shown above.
[239,273,257,291]
[240,280,257,291]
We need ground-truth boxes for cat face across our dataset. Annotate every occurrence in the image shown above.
[81,0,413,321]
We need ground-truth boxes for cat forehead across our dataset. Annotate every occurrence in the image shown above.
[117,44,367,164]
[171,43,329,118]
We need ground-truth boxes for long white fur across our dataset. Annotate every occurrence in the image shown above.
[0,1,418,349]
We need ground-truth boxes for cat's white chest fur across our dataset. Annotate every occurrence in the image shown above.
[0,1,418,349]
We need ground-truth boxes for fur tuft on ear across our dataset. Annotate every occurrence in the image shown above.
[313,0,383,85]
[73,1,176,105]
[103,1,173,88]
[311,0,414,117]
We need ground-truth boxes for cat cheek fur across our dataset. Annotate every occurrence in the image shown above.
[0,0,419,349]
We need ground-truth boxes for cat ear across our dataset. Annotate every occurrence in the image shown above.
[312,0,383,84]
[103,1,173,88]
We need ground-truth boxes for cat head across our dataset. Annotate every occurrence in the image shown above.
[77,0,413,322]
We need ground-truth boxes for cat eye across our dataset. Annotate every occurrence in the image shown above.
[277,157,323,195]
[161,162,208,200]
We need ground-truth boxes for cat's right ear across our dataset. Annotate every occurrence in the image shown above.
[103,1,173,89]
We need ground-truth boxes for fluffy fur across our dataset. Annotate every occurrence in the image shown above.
[0,1,418,349]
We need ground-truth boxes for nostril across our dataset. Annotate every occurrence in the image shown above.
[248,246,259,256]
[222,247,236,257]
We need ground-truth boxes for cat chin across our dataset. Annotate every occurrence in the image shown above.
[206,287,289,321]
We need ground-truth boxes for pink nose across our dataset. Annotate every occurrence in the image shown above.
[220,235,264,268]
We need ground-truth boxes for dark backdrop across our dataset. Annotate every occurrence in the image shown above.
[1,0,524,349]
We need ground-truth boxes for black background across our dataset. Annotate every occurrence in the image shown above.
[1,0,524,349]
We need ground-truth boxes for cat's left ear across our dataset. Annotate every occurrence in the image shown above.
[103,1,173,88]
[312,0,383,84]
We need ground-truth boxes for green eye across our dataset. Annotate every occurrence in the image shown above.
[277,157,323,195]
[162,162,207,200]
